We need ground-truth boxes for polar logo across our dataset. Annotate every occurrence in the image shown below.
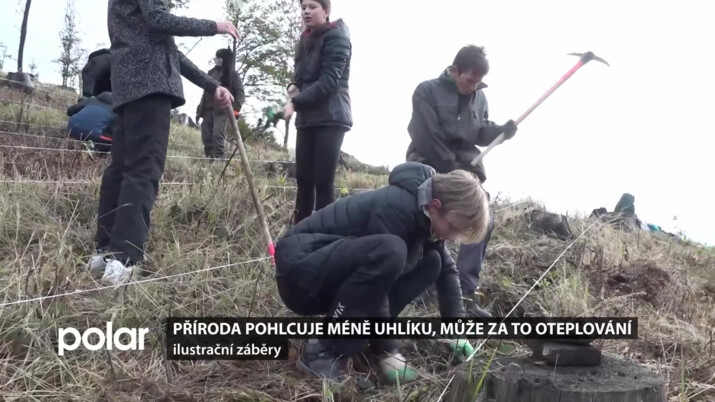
[58,322,149,356]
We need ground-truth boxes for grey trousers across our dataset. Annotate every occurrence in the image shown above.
[200,112,228,158]
[456,211,495,295]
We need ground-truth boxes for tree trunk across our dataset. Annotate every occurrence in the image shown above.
[447,355,666,402]
[283,117,290,149]
[17,0,32,72]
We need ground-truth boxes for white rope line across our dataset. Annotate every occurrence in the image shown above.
[0,256,271,308]
[0,119,66,129]
[0,179,380,192]
[0,179,192,186]
[0,130,83,141]
[0,76,78,100]
[0,143,297,163]
[0,128,209,153]
[437,219,600,400]
[0,130,197,153]
[0,97,67,112]
[0,144,110,155]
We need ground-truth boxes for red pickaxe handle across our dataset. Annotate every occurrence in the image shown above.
[471,52,607,167]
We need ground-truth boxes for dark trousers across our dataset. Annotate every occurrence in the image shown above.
[200,112,228,158]
[294,126,346,224]
[95,94,172,265]
[276,234,442,355]
[456,211,494,294]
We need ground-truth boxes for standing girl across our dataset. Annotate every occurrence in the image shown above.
[284,0,352,224]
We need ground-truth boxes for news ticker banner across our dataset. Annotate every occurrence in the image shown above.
[165,317,637,360]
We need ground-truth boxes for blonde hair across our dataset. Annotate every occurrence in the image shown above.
[431,170,490,244]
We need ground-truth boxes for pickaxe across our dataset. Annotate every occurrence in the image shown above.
[470,51,609,167]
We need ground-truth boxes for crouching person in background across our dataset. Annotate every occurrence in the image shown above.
[66,91,115,153]
[274,161,489,383]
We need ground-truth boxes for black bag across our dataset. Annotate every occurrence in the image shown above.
[527,209,574,240]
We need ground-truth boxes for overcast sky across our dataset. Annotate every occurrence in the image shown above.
[1,0,712,245]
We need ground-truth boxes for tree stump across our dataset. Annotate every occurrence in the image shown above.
[6,71,35,94]
[447,355,665,402]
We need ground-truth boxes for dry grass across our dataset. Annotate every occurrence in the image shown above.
[0,84,713,401]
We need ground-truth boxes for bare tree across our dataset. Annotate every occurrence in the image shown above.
[29,59,38,77]
[0,43,11,72]
[223,0,301,146]
[224,0,301,105]
[167,0,191,11]
[17,0,32,72]
[53,0,85,90]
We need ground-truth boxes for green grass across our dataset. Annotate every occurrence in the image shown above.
[0,84,713,401]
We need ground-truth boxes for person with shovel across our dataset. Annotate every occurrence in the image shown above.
[406,45,518,318]
[274,161,487,383]
[88,0,239,284]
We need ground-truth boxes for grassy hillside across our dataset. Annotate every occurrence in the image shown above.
[0,82,713,401]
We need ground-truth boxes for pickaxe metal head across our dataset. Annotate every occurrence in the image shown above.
[567,51,610,67]
[470,49,610,167]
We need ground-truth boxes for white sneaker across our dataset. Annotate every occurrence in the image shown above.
[89,255,109,274]
[101,259,134,285]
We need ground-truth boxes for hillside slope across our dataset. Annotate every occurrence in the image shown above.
[0,82,712,401]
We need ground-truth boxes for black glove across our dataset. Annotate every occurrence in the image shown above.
[501,120,518,140]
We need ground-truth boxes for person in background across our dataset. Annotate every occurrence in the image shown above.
[406,45,518,317]
[89,0,239,284]
[80,48,112,101]
[196,48,245,159]
[283,0,352,225]
[66,91,115,153]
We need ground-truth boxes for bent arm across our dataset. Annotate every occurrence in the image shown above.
[67,98,90,116]
[137,0,217,37]
[433,242,466,318]
[179,52,220,94]
[474,100,503,146]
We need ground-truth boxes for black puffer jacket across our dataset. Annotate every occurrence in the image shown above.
[290,19,352,130]
[81,49,112,98]
[275,162,465,318]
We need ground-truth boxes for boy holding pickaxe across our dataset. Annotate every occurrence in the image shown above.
[406,45,518,318]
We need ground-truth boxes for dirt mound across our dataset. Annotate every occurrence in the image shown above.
[604,264,672,305]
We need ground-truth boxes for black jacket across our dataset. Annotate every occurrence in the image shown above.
[406,67,509,182]
[275,162,465,318]
[107,0,221,111]
[196,66,245,116]
[81,49,112,98]
[290,19,352,130]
